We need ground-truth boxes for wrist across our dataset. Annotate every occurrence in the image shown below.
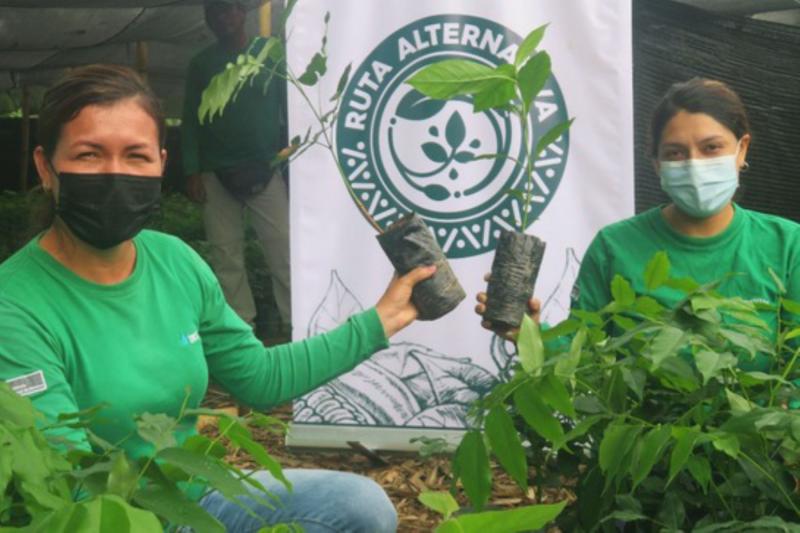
[375,303,407,338]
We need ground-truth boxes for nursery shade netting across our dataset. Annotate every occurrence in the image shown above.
[633,0,800,220]
[0,0,267,115]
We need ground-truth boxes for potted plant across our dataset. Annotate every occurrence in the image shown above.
[407,24,574,330]
[198,1,465,321]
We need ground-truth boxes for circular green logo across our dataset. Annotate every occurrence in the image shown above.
[335,15,569,258]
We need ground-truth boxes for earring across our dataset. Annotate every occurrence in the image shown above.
[740,161,750,172]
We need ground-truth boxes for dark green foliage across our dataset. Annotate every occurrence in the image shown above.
[0,383,293,532]
[453,251,800,531]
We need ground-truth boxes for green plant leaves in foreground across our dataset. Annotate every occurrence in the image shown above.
[452,431,492,512]
[517,314,544,375]
[437,501,567,533]
[485,406,528,491]
[31,495,163,533]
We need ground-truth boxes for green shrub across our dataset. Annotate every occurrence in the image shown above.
[453,252,800,531]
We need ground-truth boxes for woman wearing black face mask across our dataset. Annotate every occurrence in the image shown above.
[0,65,430,532]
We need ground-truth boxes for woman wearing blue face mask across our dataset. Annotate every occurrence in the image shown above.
[0,64,436,532]
[566,78,800,361]
[476,78,800,361]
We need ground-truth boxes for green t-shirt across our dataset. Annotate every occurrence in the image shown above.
[0,231,387,459]
[180,37,285,176]
[573,205,800,368]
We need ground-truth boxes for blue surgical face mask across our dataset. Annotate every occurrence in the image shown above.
[658,146,740,218]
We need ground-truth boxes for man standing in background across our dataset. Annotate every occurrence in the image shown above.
[181,0,291,330]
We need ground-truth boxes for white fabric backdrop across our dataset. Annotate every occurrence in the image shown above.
[287,0,633,450]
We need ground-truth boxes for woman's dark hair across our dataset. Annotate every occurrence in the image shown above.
[650,78,750,158]
[31,64,165,235]
[37,64,166,158]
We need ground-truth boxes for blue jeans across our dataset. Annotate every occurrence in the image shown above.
[198,469,398,532]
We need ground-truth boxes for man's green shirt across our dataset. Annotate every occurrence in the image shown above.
[181,37,284,176]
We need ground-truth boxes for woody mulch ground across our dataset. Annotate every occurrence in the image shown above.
[200,387,573,532]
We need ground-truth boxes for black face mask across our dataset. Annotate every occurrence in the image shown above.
[55,172,162,250]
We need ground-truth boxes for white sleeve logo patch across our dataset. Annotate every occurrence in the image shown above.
[7,370,48,397]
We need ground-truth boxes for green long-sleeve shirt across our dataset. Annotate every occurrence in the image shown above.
[573,205,800,368]
[0,231,387,459]
[181,37,285,176]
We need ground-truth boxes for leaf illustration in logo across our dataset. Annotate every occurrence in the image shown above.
[422,184,451,201]
[429,126,439,137]
[445,110,466,149]
[469,138,481,149]
[454,151,475,163]
[422,142,448,163]
[307,271,364,336]
[395,90,447,121]
[449,168,459,180]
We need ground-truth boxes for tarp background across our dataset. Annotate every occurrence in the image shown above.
[633,0,800,220]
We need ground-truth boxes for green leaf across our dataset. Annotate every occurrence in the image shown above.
[686,455,711,493]
[181,434,227,459]
[725,388,753,415]
[554,414,605,450]
[472,75,516,112]
[331,63,352,101]
[663,277,700,293]
[517,51,550,112]
[554,327,585,380]
[136,412,177,453]
[418,491,459,520]
[633,296,664,317]
[542,318,580,342]
[514,382,564,444]
[219,418,291,492]
[515,24,549,68]
[695,350,737,385]
[297,52,327,86]
[667,427,700,485]
[643,251,670,290]
[395,90,446,121]
[573,394,605,415]
[453,431,491,511]
[711,432,740,459]
[599,423,643,486]
[620,367,646,401]
[106,452,139,499]
[443,501,566,533]
[782,298,800,315]
[157,448,250,501]
[539,374,576,419]
[645,325,685,370]
[630,424,672,489]
[517,314,544,375]
[769,267,787,294]
[0,382,39,428]
[445,110,466,149]
[34,494,163,533]
[605,495,646,523]
[485,406,528,491]
[610,275,636,307]
[134,484,225,533]
[407,59,514,99]
[534,118,574,159]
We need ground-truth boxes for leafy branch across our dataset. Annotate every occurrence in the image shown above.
[407,24,574,232]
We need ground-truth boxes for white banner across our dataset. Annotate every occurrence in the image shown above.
[287,0,633,450]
